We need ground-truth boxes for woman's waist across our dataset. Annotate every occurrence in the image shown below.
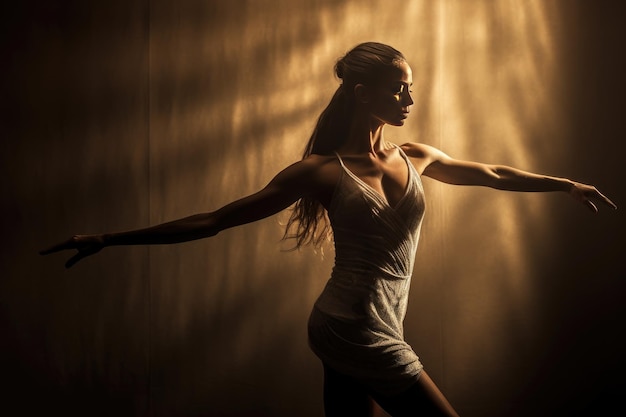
[314,273,410,321]
[332,260,412,281]
[308,303,406,343]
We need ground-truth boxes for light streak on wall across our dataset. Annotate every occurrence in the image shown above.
[402,1,568,408]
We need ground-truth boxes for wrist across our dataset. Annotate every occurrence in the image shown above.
[548,176,574,193]
[101,233,114,246]
[561,179,575,193]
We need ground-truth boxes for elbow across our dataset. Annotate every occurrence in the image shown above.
[483,165,503,188]
[186,212,220,238]
[202,212,222,237]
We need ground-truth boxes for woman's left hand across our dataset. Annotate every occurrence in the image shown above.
[568,182,617,213]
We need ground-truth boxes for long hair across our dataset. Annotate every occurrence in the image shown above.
[283,42,406,249]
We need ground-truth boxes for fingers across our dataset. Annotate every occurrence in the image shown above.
[584,199,598,214]
[40,235,103,268]
[65,252,86,269]
[574,184,618,213]
[596,190,618,210]
[39,238,75,255]
[585,188,617,212]
[39,247,54,255]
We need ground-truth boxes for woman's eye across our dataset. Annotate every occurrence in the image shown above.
[391,85,404,95]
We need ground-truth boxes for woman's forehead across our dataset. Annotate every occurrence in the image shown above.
[382,61,412,85]
[395,61,412,83]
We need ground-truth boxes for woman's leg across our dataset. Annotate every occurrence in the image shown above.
[371,371,460,417]
[322,363,373,417]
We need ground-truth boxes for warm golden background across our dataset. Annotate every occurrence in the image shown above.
[2,1,624,416]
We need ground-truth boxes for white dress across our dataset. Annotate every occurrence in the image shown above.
[308,146,426,396]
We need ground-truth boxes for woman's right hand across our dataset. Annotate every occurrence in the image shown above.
[40,234,106,268]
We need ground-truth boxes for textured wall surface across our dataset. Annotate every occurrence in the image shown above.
[2,1,624,416]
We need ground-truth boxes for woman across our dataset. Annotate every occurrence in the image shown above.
[41,42,616,416]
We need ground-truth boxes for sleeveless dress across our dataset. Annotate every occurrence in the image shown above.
[308,146,426,396]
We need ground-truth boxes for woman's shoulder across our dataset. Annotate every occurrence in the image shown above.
[399,142,449,174]
[399,142,442,158]
[299,153,343,183]
[300,153,346,170]
[303,153,338,165]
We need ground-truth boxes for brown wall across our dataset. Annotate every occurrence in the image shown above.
[2,1,624,416]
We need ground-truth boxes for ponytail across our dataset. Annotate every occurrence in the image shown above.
[304,84,352,157]
[281,84,352,249]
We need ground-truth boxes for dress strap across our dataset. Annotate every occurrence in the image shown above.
[392,142,405,156]
[333,151,347,169]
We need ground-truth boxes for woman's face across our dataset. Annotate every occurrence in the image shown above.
[367,60,414,127]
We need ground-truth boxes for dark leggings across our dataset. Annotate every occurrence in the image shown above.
[322,363,459,417]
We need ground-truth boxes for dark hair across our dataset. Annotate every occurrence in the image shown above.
[283,42,406,249]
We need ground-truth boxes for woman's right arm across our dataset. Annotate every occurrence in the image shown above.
[41,157,327,268]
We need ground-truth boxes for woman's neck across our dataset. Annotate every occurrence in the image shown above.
[340,113,388,156]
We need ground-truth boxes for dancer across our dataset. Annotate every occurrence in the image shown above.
[41,42,616,416]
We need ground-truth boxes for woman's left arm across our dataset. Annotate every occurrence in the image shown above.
[402,142,617,213]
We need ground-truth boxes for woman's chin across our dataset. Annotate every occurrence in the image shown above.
[391,119,406,127]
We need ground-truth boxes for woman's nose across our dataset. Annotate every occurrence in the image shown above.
[404,92,414,106]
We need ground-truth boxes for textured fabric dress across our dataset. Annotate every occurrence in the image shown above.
[308,146,426,396]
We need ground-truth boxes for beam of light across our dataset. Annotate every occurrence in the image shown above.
[144,0,566,414]
[404,0,566,407]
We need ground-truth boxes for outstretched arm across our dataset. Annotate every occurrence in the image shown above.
[402,142,617,213]
[41,158,324,268]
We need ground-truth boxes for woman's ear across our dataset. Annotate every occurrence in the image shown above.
[354,84,370,104]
